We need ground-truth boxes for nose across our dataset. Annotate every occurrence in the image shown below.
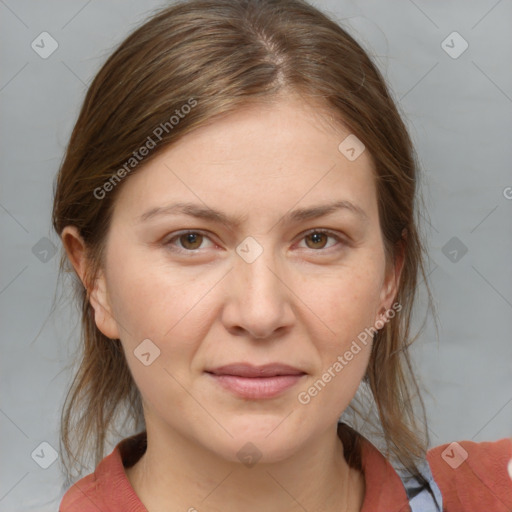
[220,243,296,340]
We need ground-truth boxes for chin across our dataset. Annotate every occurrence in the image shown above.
[207,421,305,466]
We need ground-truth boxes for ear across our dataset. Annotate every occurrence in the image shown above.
[376,230,406,325]
[61,226,120,340]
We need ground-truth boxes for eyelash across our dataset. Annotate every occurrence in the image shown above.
[163,229,346,255]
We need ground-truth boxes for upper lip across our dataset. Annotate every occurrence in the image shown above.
[206,363,306,377]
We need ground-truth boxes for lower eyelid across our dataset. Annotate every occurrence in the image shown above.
[166,231,215,251]
[164,230,346,253]
[296,231,344,250]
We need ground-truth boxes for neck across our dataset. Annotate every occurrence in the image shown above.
[126,422,364,512]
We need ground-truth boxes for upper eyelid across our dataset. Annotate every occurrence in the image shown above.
[165,228,345,250]
[295,229,345,246]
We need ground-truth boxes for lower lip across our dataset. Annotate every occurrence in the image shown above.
[207,373,305,399]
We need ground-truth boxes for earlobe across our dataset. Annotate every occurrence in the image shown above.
[61,226,120,340]
[89,273,120,340]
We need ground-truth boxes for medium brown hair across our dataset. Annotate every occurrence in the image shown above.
[52,0,437,495]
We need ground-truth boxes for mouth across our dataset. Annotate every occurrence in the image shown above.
[205,363,306,399]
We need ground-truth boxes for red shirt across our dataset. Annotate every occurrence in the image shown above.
[59,430,512,511]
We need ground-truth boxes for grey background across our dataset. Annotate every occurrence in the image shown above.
[1,0,511,510]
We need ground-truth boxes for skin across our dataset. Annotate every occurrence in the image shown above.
[63,93,404,512]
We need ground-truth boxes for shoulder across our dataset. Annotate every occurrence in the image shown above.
[427,437,512,512]
[59,470,107,512]
[59,432,147,511]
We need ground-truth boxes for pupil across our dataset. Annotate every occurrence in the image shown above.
[308,232,326,248]
[182,233,201,249]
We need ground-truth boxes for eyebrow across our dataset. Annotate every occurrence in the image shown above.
[138,200,368,226]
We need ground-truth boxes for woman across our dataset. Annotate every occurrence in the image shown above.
[53,0,512,510]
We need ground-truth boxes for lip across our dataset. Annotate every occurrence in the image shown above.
[207,363,305,377]
[205,363,306,399]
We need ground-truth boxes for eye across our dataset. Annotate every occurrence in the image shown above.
[164,230,216,252]
[163,228,346,255]
[297,229,345,251]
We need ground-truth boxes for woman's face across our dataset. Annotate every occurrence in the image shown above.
[89,94,401,463]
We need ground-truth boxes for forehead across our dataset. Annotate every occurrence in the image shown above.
[111,95,378,225]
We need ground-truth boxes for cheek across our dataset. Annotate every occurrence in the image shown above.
[105,246,219,359]
[293,260,384,345]
[108,243,207,332]
[293,267,380,411]
[105,255,219,413]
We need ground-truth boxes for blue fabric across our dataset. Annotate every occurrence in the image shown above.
[395,458,444,512]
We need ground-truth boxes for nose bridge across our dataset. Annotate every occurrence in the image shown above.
[236,236,282,303]
[225,235,294,337]
[240,246,277,296]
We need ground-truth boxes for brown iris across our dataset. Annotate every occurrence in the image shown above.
[179,232,204,250]
[304,232,329,249]
[177,231,330,251]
